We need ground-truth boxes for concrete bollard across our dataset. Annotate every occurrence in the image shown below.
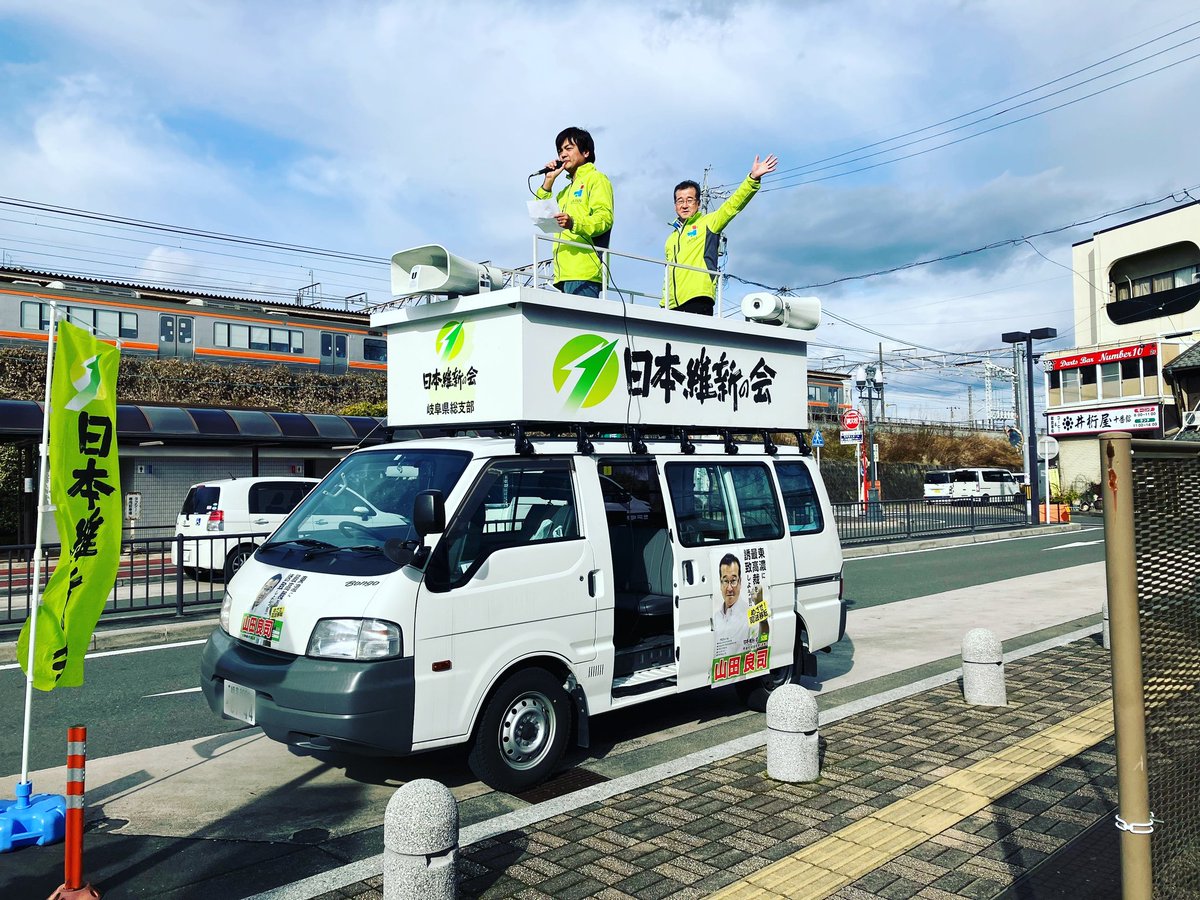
[766,684,820,782]
[384,779,458,900]
[961,628,1006,707]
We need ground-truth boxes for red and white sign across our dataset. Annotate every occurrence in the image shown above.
[1047,404,1160,436]
[1050,342,1156,372]
[841,408,863,431]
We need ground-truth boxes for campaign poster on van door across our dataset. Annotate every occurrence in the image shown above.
[711,545,771,685]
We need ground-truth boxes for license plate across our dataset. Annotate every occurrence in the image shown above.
[223,679,256,725]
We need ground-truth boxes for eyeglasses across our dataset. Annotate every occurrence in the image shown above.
[720,576,740,587]
[675,197,698,206]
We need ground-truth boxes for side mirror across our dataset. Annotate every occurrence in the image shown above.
[412,490,446,536]
[383,538,415,567]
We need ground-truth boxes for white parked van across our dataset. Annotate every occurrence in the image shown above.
[199,279,845,792]
[949,468,1020,503]
[923,470,953,502]
[175,477,318,580]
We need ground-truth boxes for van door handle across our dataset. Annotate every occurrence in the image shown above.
[587,569,598,597]
[682,560,694,585]
[252,518,269,525]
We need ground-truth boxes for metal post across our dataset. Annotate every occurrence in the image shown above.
[1025,336,1041,522]
[1099,432,1152,899]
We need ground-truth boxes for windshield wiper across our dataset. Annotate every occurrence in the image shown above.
[303,544,385,559]
[260,538,336,552]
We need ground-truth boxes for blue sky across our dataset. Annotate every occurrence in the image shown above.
[0,0,1198,420]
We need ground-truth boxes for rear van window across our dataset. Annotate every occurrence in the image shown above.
[924,472,950,484]
[180,486,219,516]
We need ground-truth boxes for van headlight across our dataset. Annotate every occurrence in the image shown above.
[220,590,234,634]
[307,618,402,660]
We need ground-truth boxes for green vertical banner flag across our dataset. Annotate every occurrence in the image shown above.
[18,321,122,690]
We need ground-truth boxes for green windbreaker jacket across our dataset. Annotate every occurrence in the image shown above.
[662,175,761,309]
[535,162,614,285]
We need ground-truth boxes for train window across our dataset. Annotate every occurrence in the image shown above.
[120,312,137,339]
[335,334,347,359]
[68,306,95,330]
[321,333,332,357]
[228,323,249,349]
[291,331,304,354]
[250,326,269,351]
[97,310,120,339]
[214,322,229,347]
[159,315,175,343]
[20,301,48,331]
[269,328,290,353]
[178,317,193,345]
[364,338,387,362]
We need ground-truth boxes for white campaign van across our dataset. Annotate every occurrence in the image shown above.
[175,477,318,580]
[200,277,845,792]
[949,468,1020,503]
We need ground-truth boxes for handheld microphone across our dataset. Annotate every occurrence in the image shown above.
[532,161,562,176]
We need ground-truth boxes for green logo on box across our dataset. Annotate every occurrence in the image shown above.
[436,321,465,360]
[553,334,619,409]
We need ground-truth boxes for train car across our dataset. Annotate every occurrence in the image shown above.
[0,269,387,374]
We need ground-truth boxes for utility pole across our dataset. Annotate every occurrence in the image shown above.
[699,165,713,213]
[967,386,974,426]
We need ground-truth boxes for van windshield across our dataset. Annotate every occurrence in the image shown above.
[270,449,470,551]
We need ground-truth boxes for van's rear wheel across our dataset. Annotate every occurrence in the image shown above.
[735,622,809,713]
[223,544,256,582]
[469,668,570,793]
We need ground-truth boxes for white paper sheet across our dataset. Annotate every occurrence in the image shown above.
[527,199,564,234]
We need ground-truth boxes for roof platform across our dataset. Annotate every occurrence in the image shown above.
[371,286,811,434]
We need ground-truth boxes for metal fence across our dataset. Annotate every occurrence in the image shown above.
[0,531,269,629]
[833,497,1028,544]
[1124,438,1200,896]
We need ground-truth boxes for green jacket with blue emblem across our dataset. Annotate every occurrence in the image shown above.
[535,162,614,286]
[662,174,761,309]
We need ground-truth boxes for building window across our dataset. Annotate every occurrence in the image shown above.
[1100,362,1120,399]
[1060,368,1081,404]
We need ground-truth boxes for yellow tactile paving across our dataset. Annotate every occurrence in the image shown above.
[711,699,1114,899]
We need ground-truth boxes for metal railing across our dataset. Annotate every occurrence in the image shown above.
[1,531,269,629]
[833,496,1028,544]
[532,234,727,312]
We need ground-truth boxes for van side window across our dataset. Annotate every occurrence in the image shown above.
[432,459,579,590]
[774,462,824,535]
[249,482,314,515]
[665,462,783,547]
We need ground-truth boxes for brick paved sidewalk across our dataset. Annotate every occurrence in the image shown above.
[318,636,1115,900]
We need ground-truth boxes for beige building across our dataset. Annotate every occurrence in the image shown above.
[1043,202,1200,491]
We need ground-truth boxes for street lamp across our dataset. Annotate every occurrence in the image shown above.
[853,363,885,515]
[1001,327,1057,524]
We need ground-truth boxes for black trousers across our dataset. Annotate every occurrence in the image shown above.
[676,296,715,316]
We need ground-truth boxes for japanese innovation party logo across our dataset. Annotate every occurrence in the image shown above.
[552,334,619,409]
[435,320,466,360]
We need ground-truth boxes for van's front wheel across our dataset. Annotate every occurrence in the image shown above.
[469,668,571,793]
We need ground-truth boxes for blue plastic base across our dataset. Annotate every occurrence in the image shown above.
[0,781,66,852]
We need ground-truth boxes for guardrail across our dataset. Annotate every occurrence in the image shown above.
[0,531,269,629]
[834,497,1028,544]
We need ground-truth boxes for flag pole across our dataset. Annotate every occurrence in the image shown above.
[20,301,59,786]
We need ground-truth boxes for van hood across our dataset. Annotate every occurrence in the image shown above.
[224,556,397,656]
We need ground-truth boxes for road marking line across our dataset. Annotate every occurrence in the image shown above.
[1044,539,1105,550]
[711,700,1114,899]
[0,638,206,671]
[144,687,203,698]
[844,527,1102,560]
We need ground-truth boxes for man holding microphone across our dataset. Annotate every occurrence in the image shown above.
[533,127,614,297]
[664,153,777,315]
